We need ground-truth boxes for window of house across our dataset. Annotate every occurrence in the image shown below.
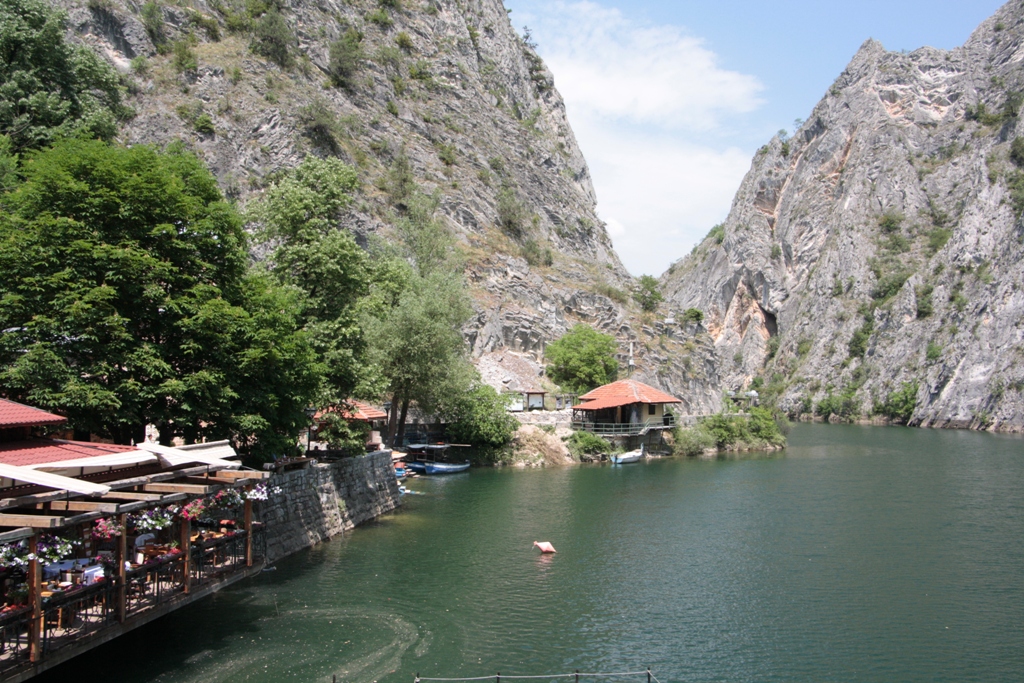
[648,404,656,416]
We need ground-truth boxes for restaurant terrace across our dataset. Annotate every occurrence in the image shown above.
[0,399,271,682]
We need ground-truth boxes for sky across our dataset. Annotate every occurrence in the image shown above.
[502,0,1007,276]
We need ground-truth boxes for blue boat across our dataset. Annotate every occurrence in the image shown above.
[404,461,427,474]
[424,461,471,475]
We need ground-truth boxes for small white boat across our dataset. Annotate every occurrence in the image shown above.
[611,444,645,465]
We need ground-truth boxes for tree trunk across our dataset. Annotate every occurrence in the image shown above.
[395,398,411,447]
[386,391,401,447]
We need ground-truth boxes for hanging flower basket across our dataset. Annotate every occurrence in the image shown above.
[179,499,207,521]
[129,507,175,533]
[92,517,124,541]
[242,483,282,501]
[207,488,244,511]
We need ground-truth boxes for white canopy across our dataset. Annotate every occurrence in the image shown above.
[28,451,159,472]
[0,463,111,496]
[137,441,240,470]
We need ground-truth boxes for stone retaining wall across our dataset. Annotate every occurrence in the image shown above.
[255,451,401,563]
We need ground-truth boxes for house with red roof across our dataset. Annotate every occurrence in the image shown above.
[571,379,681,437]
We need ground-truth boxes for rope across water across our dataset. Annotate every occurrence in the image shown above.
[416,670,655,682]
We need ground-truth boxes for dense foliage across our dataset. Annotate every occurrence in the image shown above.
[564,430,610,459]
[440,383,518,449]
[873,382,918,424]
[633,275,663,312]
[544,324,618,393]
[674,407,786,455]
[0,139,318,454]
[0,0,128,151]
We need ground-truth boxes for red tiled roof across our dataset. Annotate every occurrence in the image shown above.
[316,400,387,422]
[576,379,681,409]
[0,399,67,428]
[0,440,135,467]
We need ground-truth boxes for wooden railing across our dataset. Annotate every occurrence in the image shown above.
[571,415,677,436]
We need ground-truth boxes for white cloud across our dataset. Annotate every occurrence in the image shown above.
[536,1,764,130]
[518,1,765,275]
[577,120,752,276]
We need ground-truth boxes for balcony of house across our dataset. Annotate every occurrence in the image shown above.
[571,413,677,436]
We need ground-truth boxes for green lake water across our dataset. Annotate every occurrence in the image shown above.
[36,423,1024,682]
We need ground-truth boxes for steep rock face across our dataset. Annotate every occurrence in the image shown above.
[662,1,1024,430]
[57,0,721,413]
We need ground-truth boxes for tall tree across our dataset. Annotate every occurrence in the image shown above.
[0,0,129,151]
[545,324,619,393]
[250,156,373,404]
[0,139,318,456]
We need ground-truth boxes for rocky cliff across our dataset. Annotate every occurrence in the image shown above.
[56,0,720,414]
[662,1,1024,431]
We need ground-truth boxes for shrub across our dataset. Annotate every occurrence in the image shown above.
[328,29,363,89]
[770,244,782,259]
[437,143,456,166]
[386,100,399,117]
[521,239,552,267]
[594,282,628,304]
[395,31,413,50]
[366,8,393,28]
[682,308,704,324]
[633,275,663,312]
[871,269,910,301]
[171,40,197,73]
[565,431,610,459]
[878,212,904,233]
[674,426,715,456]
[130,56,149,76]
[815,392,859,420]
[848,318,874,358]
[1011,137,1024,168]
[496,185,527,239]
[796,338,812,356]
[707,224,725,245]
[298,99,340,152]
[926,342,943,361]
[193,113,215,135]
[409,59,432,82]
[545,324,618,393]
[874,382,918,424]
[141,2,165,46]
[915,284,934,318]
[765,336,780,360]
[253,9,294,68]
[926,227,952,254]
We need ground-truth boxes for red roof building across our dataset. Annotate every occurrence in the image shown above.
[0,399,67,429]
[572,380,681,436]
[577,380,681,408]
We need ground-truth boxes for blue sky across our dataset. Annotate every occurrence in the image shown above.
[503,0,1006,276]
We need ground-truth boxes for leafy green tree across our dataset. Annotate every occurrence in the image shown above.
[682,308,703,324]
[634,274,663,312]
[440,383,517,449]
[544,324,618,393]
[250,157,372,404]
[0,0,128,151]
[0,139,318,455]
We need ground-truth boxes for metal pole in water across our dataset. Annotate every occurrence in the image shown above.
[646,668,651,683]
[497,672,501,683]
[575,670,579,683]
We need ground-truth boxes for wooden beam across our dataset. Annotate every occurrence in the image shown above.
[101,491,164,501]
[212,470,271,480]
[0,526,34,543]
[43,500,121,513]
[28,535,41,663]
[0,513,65,528]
[143,482,217,494]
[116,493,186,513]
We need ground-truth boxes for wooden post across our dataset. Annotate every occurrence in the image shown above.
[180,517,191,594]
[27,534,42,663]
[244,497,253,567]
[116,513,127,622]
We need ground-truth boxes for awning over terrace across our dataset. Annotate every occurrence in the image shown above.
[0,463,111,496]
